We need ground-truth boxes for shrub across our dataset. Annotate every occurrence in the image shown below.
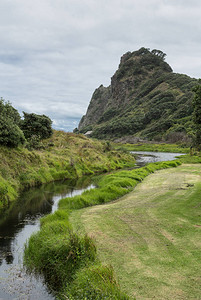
[192,81,201,149]
[21,112,53,140]
[0,99,25,147]
[0,98,21,124]
[25,135,44,150]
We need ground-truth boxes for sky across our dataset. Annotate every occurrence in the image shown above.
[0,0,201,132]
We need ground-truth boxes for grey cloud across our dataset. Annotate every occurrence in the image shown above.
[0,0,201,131]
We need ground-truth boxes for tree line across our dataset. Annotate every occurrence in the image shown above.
[0,98,53,148]
[1,80,201,150]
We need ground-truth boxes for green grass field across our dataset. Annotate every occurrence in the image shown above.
[113,142,190,153]
[70,164,201,299]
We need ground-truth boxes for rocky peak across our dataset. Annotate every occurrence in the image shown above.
[78,47,197,142]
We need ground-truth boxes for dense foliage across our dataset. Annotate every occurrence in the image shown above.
[78,48,198,143]
[20,112,53,139]
[0,98,53,148]
[0,98,25,147]
[192,80,201,149]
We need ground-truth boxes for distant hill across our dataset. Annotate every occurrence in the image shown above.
[78,47,198,143]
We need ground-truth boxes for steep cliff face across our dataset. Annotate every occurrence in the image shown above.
[78,85,111,130]
[78,48,198,141]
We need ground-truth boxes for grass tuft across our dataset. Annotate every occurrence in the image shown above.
[24,227,97,288]
[64,264,129,300]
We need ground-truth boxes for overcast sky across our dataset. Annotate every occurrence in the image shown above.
[0,0,201,131]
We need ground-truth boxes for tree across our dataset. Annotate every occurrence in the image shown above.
[192,80,201,149]
[0,98,25,147]
[20,112,53,140]
[151,49,167,60]
[0,98,21,124]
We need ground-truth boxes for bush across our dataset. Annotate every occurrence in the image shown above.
[21,112,53,140]
[25,135,44,150]
[0,98,21,124]
[0,98,54,147]
[0,99,25,147]
[0,118,25,147]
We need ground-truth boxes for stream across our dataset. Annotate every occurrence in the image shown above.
[0,177,95,300]
[0,151,184,300]
[131,151,184,167]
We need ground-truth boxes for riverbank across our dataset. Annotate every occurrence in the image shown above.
[24,159,182,299]
[113,142,190,153]
[70,164,201,299]
[0,131,135,209]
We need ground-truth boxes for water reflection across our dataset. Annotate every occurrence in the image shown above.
[0,175,94,300]
[0,152,184,299]
[132,151,184,167]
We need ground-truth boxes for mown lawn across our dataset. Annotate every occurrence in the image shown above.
[70,164,201,299]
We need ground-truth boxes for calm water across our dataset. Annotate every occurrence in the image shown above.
[131,151,184,167]
[0,151,184,299]
[0,177,95,300]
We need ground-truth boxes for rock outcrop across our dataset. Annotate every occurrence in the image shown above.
[78,47,198,142]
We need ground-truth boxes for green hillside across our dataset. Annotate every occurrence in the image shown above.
[78,48,198,142]
[0,130,135,208]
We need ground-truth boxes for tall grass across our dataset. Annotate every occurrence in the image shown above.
[0,131,135,208]
[177,153,201,163]
[63,264,129,300]
[24,224,96,288]
[24,159,181,299]
[113,142,190,153]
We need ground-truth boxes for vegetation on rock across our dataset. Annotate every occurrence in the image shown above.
[78,48,198,143]
[192,80,201,149]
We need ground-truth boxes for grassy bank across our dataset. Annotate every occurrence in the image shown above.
[0,131,135,209]
[70,164,201,299]
[177,153,201,164]
[113,142,190,153]
[24,159,182,299]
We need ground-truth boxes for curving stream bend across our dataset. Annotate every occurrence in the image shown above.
[0,178,95,300]
[0,151,184,299]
